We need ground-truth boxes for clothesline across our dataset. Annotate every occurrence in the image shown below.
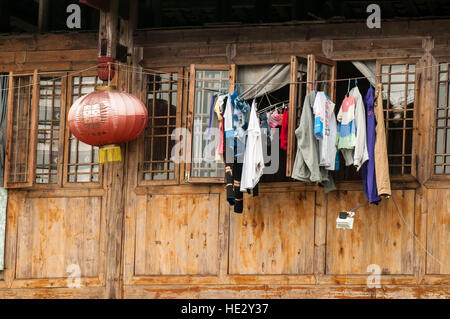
[110,61,439,84]
[0,65,99,91]
[108,61,427,85]
[0,59,438,92]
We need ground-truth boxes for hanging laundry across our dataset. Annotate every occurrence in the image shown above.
[374,84,392,197]
[313,91,337,170]
[233,163,244,213]
[223,96,235,206]
[280,108,288,151]
[362,86,381,204]
[214,95,226,162]
[224,95,234,143]
[291,91,336,193]
[232,98,250,160]
[205,94,218,142]
[240,100,265,192]
[335,152,340,171]
[259,112,271,138]
[336,86,369,170]
[336,93,356,165]
[267,109,282,140]
[268,108,282,126]
[292,91,322,182]
[222,94,252,214]
[350,86,369,170]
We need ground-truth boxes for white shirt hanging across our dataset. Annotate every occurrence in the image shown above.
[313,91,337,170]
[240,99,265,192]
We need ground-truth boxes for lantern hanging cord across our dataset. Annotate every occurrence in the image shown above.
[0,64,99,91]
[0,61,444,92]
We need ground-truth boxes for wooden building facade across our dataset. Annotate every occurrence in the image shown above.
[0,16,449,298]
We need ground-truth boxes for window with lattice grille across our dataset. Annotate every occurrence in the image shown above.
[185,64,235,183]
[64,74,102,184]
[140,71,181,184]
[434,62,450,175]
[4,71,38,188]
[378,62,417,177]
[35,74,66,185]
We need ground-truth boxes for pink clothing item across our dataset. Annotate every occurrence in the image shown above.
[269,109,282,128]
[280,109,288,150]
[218,117,224,155]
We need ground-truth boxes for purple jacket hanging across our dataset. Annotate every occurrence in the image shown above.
[362,86,381,204]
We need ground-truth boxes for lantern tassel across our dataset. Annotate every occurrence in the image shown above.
[98,145,122,163]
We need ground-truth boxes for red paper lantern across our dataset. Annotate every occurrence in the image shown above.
[68,86,148,148]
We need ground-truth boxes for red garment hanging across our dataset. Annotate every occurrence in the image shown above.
[280,108,288,150]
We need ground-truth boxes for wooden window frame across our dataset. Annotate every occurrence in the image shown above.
[428,58,450,182]
[306,54,337,101]
[185,64,236,184]
[287,55,336,177]
[137,67,183,186]
[376,58,420,182]
[33,72,68,188]
[4,70,39,189]
[63,71,104,188]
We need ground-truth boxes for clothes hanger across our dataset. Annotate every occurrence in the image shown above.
[256,99,289,115]
[346,79,351,97]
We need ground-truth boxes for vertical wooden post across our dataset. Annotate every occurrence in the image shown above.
[286,56,298,177]
[38,0,49,33]
[100,0,137,299]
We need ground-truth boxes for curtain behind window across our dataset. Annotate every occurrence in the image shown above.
[352,61,415,115]
[238,64,290,101]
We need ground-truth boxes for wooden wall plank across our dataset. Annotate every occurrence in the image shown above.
[313,190,327,281]
[134,193,220,276]
[229,191,315,275]
[15,197,102,280]
[0,62,98,73]
[326,190,415,275]
[134,20,450,46]
[0,33,98,52]
[0,287,105,298]
[426,189,450,275]
[122,284,450,299]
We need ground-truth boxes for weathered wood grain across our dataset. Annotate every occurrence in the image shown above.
[229,191,315,275]
[326,190,415,275]
[134,193,220,276]
[426,189,450,275]
[0,16,449,299]
[15,197,102,280]
[122,284,450,299]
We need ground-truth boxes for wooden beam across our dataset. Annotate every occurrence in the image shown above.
[38,0,49,32]
[79,0,110,12]
[98,0,118,57]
